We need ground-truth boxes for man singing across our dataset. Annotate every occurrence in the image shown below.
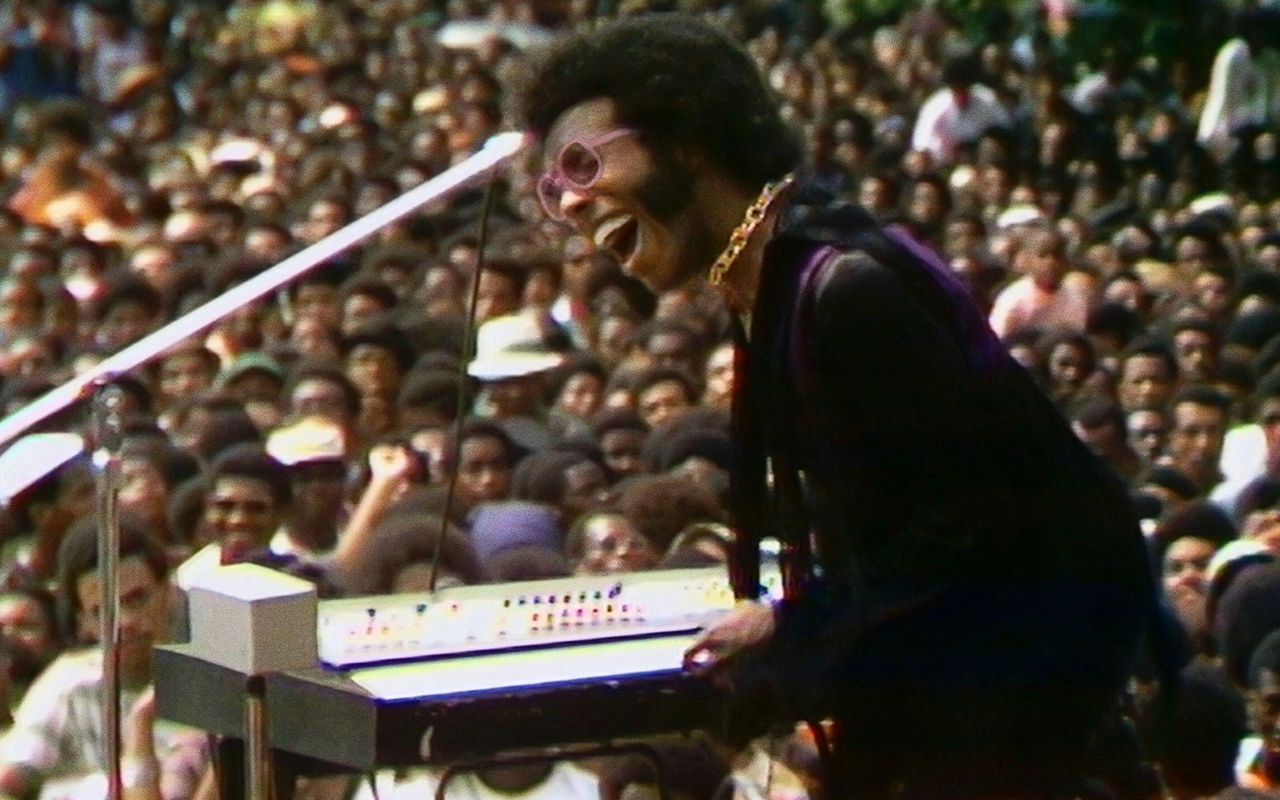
[523,16,1154,799]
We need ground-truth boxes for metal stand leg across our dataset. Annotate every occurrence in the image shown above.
[213,737,246,800]
[93,383,125,800]
[246,676,273,800]
[211,733,287,800]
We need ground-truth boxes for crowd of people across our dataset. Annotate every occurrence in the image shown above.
[0,0,1278,798]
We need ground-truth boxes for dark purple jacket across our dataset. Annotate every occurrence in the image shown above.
[728,184,1155,733]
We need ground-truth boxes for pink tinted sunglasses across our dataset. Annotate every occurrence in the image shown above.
[537,128,637,220]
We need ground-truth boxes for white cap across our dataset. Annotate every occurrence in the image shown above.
[467,312,566,381]
[996,204,1046,230]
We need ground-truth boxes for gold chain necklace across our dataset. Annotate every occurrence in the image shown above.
[707,173,795,287]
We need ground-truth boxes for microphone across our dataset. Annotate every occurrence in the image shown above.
[0,132,532,448]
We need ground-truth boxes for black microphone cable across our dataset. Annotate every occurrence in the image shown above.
[428,180,498,593]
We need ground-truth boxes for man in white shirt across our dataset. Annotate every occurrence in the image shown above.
[1069,46,1146,117]
[911,54,1011,165]
[1197,7,1280,161]
[0,518,207,800]
[264,416,351,560]
[989,226,1089,339]
[1212,373,1280,517]
[78,3,148,105]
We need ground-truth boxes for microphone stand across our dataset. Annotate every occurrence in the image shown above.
[92,383,125,800]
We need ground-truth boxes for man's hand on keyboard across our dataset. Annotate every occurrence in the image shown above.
[683,600,776,677]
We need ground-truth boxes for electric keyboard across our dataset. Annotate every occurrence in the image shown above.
[155,564,780,771]
[262,631,721,768]
[314,566,762,667]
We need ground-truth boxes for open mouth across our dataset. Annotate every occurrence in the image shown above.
[595,216,640,268]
